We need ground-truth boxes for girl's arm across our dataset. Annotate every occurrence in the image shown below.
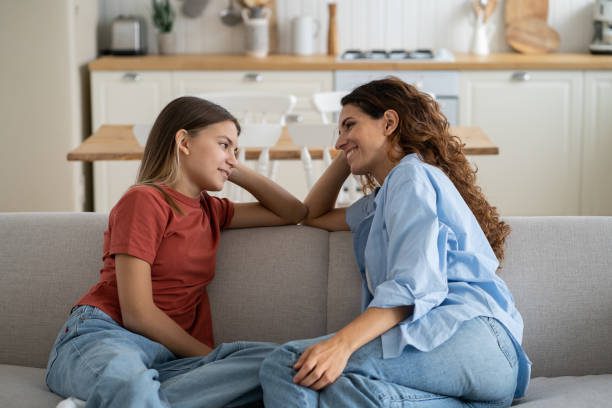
[302,152,351,231]
[227,162,307,228]
[293,305,413,390]
[115,254,212,357]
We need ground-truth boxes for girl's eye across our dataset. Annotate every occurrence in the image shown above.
[220,142,229,149]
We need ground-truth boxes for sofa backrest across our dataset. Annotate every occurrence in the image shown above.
[500,217,612,377]
[1,213,611,378]
[0,213,333,368]
[0,213,107,368]
[211,226,330,344]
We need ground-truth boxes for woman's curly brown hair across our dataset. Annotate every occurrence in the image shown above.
[341,76,510,264]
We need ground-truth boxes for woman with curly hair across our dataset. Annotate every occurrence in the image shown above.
[259,77,531,407]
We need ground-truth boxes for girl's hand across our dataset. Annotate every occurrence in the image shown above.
[292,336,352,390]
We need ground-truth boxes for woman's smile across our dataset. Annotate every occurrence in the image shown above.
[345,146,358,161]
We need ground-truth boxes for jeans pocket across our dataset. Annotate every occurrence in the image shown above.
[480,317,517,369]
[45,324,75,387]
[46,309,84,371]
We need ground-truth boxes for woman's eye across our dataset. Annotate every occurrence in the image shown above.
[220,142,229,149]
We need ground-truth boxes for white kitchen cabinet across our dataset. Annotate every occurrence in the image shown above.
[90,70,333,212]
[460,71,583,216]
[173,71,333,123]
[91,71,174,130]
[581,72,612,215]
[91,71,174,212]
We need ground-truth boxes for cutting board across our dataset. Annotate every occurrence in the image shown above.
[505,0,548,26]
[506,18,560,54]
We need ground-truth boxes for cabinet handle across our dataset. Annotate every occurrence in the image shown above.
[122,72,142,81]
[511,71,531,82]
[285,114,303,123]
[244,72,263,82]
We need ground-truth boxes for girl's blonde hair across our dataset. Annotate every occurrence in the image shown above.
[342,77,511,264]
[136,96,240,213]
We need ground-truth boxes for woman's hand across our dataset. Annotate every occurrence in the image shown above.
[291,306,413,390]
[292,336,352,390]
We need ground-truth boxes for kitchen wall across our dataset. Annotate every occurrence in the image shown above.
[99,0,595,55]
[0,0,98,212]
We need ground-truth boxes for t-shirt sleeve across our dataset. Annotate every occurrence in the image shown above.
[108,187,170,264]
[204,195,235,230]
[367,170,449,323]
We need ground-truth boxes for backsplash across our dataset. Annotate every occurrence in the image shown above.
[99,0,595,55]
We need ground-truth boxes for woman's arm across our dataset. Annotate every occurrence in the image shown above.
[227,162,307,229]
[293,305,413,390]
[115,254,212,357]
[302,152,352,231]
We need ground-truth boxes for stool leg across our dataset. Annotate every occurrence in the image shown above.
[258,149,270,178]
[301,147,314,189]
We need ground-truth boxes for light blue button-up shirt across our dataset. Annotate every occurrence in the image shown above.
[346,153,531,398]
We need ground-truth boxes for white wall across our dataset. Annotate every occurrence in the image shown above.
[0,0,98,212]
[99,0,595,55]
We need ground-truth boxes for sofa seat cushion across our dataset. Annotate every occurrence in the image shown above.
[0,364,62,407]
[513,375,612,407]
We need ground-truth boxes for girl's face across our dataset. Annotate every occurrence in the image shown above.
[180,120,238,193]
[335,104,397,183]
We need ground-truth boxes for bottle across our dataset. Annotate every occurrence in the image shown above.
[327,3,339,56]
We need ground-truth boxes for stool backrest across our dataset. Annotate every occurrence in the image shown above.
[198,92,297,125]
[311,91,348,124]
[286,123,337,148]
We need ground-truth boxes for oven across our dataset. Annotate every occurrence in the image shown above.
[333,49,460,126]
[334,70,460,126]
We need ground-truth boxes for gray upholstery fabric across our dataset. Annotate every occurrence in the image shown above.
[211,225,330,344]
[512,375,612,407]
[2,213,612,407]
[327,231,361,333]
[0,364,62,407]
[502,217,612,377]
[0,212,107,368]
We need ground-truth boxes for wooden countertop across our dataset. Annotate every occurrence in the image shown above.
[89,53,612,71]
[67,124,499,162]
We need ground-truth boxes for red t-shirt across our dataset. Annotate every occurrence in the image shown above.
[76,184,234,348]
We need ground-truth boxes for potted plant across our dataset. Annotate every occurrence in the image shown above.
[152,0,176,54]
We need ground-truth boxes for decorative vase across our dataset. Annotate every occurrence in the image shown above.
[157,32,176,55]
[242,8,271,58]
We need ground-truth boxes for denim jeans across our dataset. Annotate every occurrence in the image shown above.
[46,305,276,408]
[259,316,519,407]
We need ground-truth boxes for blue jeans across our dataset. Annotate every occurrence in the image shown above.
[46,305,276,408]
[259,316,519,407]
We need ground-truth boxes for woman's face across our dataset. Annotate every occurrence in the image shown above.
[335,104,396,182]
[180,120,238,192]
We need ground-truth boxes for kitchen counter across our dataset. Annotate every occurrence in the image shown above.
[67,124,498,162]
[89,53,612,71]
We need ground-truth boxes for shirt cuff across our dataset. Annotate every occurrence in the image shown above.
[368,279,447,322]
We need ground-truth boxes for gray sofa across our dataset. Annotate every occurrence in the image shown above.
[1,213,611,407]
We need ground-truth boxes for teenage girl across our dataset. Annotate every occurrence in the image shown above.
[259,77,531,408]
[46,96,307,408]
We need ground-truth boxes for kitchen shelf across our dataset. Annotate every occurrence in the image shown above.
[89,53,612,71]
